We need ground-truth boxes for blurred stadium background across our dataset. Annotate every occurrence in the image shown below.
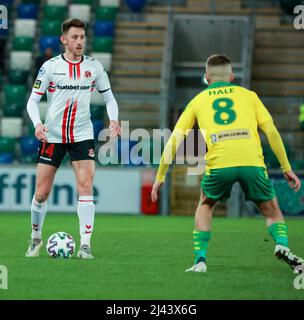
[0,0,303,218]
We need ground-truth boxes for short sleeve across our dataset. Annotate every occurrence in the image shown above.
[32,62,51,95]
[252,92,272,126]
[95,61,111,92]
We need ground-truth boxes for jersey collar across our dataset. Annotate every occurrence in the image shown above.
[61,54,84,65]
[208,81,233,89]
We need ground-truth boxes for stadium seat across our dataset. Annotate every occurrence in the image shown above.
[1,0,14,6]
[0,28,9,38]
[10,51,32,71]
[26,121,36,136]
[19,136,39,156]
[91,52,112,72]
[9,69,29,84]
[92,120,104,140]
[44,5,66,20]
[69,5,91,23]
[39,36,61,54]
[290,159,304,170]
[12,36,34,51]
[96,7,118,21]
[47,0,68,5]
[94,21,115,37]
[125,0,147,13]
[17,3,38,19]
[92,37,114,53]
[90,104,104,120]
[4,84,27,105]
[99,0,120,7]
[41,20,62,36]
[3,103,24,117]
[0,153,14,164]
[14,19,37,37]
[22,0,40,3]
[0,137,16,154]
[0,118,23,138]
[71,0,93,4]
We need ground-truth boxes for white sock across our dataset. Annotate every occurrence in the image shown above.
[77,195,95,247]
[31,196,47,240]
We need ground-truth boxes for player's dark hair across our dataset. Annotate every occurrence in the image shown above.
[206,54,231,67]
[61,18,86,34]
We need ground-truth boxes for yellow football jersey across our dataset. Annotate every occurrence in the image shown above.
[173,82,273,171]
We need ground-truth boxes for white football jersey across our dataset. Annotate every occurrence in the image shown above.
[32,54,110,143]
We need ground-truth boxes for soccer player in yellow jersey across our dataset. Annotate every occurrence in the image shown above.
[151,54,303,273]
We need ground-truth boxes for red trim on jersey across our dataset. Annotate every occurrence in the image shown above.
[76,64,81,79]
[79,200,94,203]
[34,92,44,95]
[69,99,78,143]
[69,63,73,80]
[62,99,70,144]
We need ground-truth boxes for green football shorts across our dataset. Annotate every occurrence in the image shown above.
[201,166,276,203]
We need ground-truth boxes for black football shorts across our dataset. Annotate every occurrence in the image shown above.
[36,139,95,168]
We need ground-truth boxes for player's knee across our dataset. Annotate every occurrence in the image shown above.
[35,192,49,203]
[259,200,280,218]
[77,181,93,195]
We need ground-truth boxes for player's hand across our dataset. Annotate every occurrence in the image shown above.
[35,123,49,142]
[151,181,163,202]
[284,171,301,192]
[109,120,121,138]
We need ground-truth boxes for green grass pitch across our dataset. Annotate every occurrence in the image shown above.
[0,213,304,300]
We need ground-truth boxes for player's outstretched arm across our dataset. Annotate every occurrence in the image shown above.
[260,120,301,192]
[151,130,185,202]
[151,105,196,202]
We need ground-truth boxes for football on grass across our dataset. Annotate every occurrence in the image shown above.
[46,232,76,258]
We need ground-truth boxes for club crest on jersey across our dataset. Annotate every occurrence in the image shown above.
[88,149,95,157]
[84,71,91,78]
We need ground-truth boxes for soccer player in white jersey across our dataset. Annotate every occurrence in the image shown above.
[25,18,121,259]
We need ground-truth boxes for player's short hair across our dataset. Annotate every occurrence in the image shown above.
[61,18,86,34]
[206,54,232,81]
[206,54,231,67]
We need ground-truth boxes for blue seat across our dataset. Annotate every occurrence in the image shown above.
[39,36,61,54]
[94,21,115,37]
[20,136,39,156]
[0,28,9,37]
[119,139,145,166]
[1,0,14,6]
[0,153,14,164]
[125,0,147,13]
[92,120,103,140]
[17,3,38,19]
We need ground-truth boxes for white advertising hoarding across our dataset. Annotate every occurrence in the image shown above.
[0,166,141,214]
